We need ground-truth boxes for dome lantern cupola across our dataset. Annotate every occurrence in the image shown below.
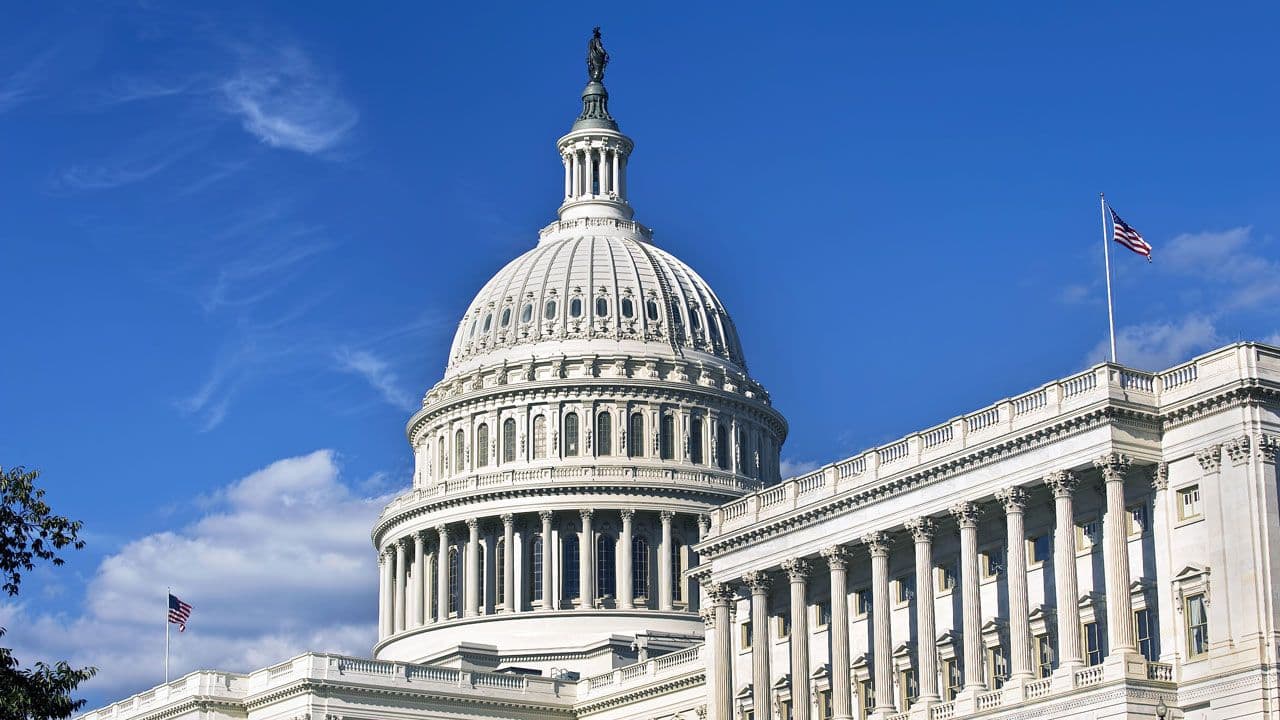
[557,28,634,222]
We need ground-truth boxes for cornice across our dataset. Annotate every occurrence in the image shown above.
[573,669,704,714]
[89,697,244,720]
[244,678,575,715]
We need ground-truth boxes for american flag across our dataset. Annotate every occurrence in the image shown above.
[168,593,193,632]
[1109,207,1153,261]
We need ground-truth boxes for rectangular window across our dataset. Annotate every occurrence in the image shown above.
[982,548,1005,579]
[816,689,832,720]
[1028,534,1052,566]
[813,600,831,628]
[986,646,1008,689]
[1135,608,1156,661]
[936,562,957,593]
[743,710,754,720]
[1077,519,1100,551]
[1186,593,1209,658]
[778,699,792,720]
[740,620,752,650]
[853,589,872,617]
[1034,635,1054,677]
[1178,485,1203,521]
[1083,621,1103,666]
[943,659,962,701]
[858,679,875,718]
[898,668,918,709]
[895,575,914,605]
[1127,503,1148,536]
[776,612,791,639]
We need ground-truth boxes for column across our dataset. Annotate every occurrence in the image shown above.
[863,532,894,715]
[611,148,621,199]
[423,533,435,623]
[378,549,390,638]
[563,154,571,199]
[906,518,940,706]
[394,539,407,633]
[619,509,635,609]
[600,148,612,195]
[1044,471,1083,671]
[821,547,853,720]
[1095,453,1137,656]
[540,510,554,610]
[502,514,515,614]
[783,559,812,720]
[580,509,595,608]
[744,571,772,720]
[436,525,449,620]
[997,487,1033,685]
[1150,463,1176,663]
[709,583,735,720]
[412,531,426,628]
[659,511,675,611]
[950,502,985,691]
[465,518,480,617]
[584,147,595,196]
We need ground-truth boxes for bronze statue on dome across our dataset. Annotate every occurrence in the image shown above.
[587,27,609,82]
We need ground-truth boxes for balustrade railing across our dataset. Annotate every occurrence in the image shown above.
[929,702,955,720]
[1074,665,1104,687]
[975,689,1004,710]
[1146,661,1174,682]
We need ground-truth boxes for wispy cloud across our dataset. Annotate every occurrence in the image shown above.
[0,46,60,114]
[779,457,821,479]
[333,348,416,412]
[1161,226,1279,311]
[56,145,194,191]
[1087,315,1219,370]
[220,46,357,155]
[201,233,332,313]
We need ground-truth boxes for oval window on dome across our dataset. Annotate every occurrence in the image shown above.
[570,298,583,318]
[500,308,511,327]
[521,304,532,323]
[483,314,492,332]
[469,318,478,337]
[709,320,722,346]
[646,300,660,321]
[689,308,702,331]
[621,298,634,318]
[545,300,557,320]
[595,298,609,317]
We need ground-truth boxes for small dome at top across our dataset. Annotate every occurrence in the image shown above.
[445,226,747,378]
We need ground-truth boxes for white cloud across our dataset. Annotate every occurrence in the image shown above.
[1,451,392,704]
[1087,315,1219,370]
[220,46,357,155]
[1161,226,1279,311]
[779,458,820,479]
[334,347,417,412]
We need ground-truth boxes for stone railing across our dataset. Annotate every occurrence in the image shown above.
[930,702,955,720]
[580,644,704,698]
[1146,661,1174,682]
[711,343,1277,535]
[1074,665,1105,687]
[79,671,247,720]
[975,689,1004,711]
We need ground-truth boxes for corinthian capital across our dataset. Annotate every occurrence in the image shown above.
[782,558,812,582]
[700,607,716,628]
[905,517,936,543]
[820,545,850,570]
[1225,435,1252,466]
[742,570,773,594]
[1259,435,1280,464]
[1093,452,1132,482]
[1043,470,1079,497]
[861,531,892,556]
[995,486,1030,512]
[949,501,981,528]
[1195,445,1222,474]
[1151,462,1169,492]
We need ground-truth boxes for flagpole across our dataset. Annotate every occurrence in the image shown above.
[1100,192,1117,362]
[165,587,170,684]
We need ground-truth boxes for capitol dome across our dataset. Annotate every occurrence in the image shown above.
[371,31,786,676]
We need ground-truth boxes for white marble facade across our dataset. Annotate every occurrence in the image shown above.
[82,38,1280,720]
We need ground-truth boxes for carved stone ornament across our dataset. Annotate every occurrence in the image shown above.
[905,516,936,542]
[861,531,892,555]
[820,545,850,570]
[743,570,773,594]
[1093,452,1132,482]
[700,607,716,628]
[1043,469,1079,497]
[782,558,812,582]
[949,501,982,527]
[995,486,1030,512]
[1224,434,1252,466]
[1196,444,1223,474]
[1258,435,1280,464]
[1151,462,1169,492]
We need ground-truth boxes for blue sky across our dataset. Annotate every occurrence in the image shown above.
[4,1,1279,708]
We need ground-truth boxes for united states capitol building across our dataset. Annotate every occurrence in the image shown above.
[84,32,1280,720]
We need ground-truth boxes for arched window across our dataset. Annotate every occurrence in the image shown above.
[438,436,446,477]
[737,429,749,475]
[660,414,675,460]
[531,536,544,602]
[595,297,609,317]
[500,308,511,327]
[448,547,461,616]
[454,429,466,473]
[716,423,730,470]
[468,318,478,337]
[596,535,616,598]
[564,536,580,599]
[570,297,583,318]
[502,418,516,463]
[521,304,532,323]
[564,412,580,457]
[596,412,612,456]
[628,413,645,457]
[646,300,660,321]
[671,542,684,602]
[495,538,505,607]
[621,297,634,318]
[533,416,547,459]
[632,536,650,598]
[709,319,722,347]
[689,308,702,332]
[476,423,489,468]
[690,416,704,464]
[483,314,492,332]
[544,300,557,320]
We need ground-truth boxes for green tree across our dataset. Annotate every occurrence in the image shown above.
[0,465,96,719]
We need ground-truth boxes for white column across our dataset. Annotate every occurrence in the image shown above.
[423,536,435,624]
[612,148,621,199]
[950,502,985,691]
[821,547,853,720]
[540,510,554,610]
[619,509,635,609]
[436,525,449,620]
[1044,471,1083,671]
[600,148,612,195]
[710,583,735,720]
[412,531,426,628]
[659,511,675,611]
[997,487,1034,684]
[783,559,812,720]
[1150,463,1175,663]
[906,517,940,706]
[465,518,480,618]
[864,531,894,715]
[502,514,515,613]
[745,571,772,720]
[584,147,595,196]
[1096,453,1137,656]
[563,154,571,199]
[393,539,407,633]
[580,509,595,608]
[378,550,391,638]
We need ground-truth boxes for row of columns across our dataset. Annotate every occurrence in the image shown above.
[563,144,626,201]
[378,509,700,639]
[703,453,1145,720]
